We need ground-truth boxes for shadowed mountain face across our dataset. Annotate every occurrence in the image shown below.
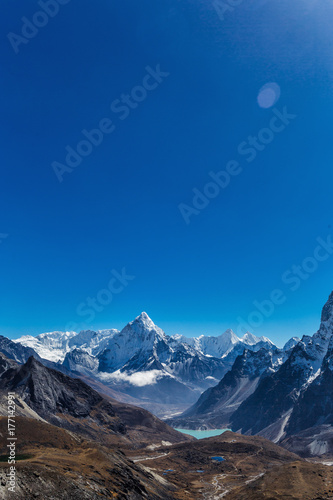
[286,335,333,435]
[0,354,191,449]
[0,335,43,364]
[230,292,333,444]
[0,352,17,376]
[0,355,125,438]
[221,291,333,456]
[281,425,333,457]
[168,344,293,430]
[230,343,315,437]
[168,348,273,429]
[168,291,333,457]
[0,334,80,378]
[6,294,333,459]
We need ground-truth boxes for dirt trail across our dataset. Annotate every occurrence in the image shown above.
[133,452,170,462]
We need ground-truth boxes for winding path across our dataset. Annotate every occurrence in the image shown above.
[133,452,169,463]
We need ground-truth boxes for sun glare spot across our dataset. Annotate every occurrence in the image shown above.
[257,82,281,108]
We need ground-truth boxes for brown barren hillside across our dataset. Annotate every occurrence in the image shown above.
[0,418,333,499]
[125,431,314,499]
[0,355,192,449]
[0,417,177,500]
[224,461,333,500]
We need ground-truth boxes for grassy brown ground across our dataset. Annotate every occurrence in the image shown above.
[1,418,333,499]
[0,417,176,499]
[126,431,333,499]
[225,461,333,500]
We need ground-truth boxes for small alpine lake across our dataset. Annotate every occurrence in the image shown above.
[174,428,231,439]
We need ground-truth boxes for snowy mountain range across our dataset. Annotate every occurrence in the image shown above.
[230,292,333,442]
[170,291,333,457]
[6,293,333,457]
[13,312,277,409]
[14,328,119,363]
[169,339,299,430]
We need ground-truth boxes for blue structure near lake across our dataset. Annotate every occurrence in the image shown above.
[211,456,225,462]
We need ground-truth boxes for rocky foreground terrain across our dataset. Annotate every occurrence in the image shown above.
[0,417,177,500]
[1,419,333,499]
[0,350,332,498]
[2,295,333,497]
[0,354,190,449]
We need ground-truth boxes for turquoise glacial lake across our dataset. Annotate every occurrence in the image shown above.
[175,428,231,439]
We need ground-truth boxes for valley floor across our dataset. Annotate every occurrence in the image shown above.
[1,417,333,499]
[126,431,333,499]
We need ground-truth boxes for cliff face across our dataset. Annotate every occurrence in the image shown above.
[0,355,190,448]
[230,291,333,445]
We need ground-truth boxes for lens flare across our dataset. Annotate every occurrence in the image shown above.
[257,83,281,108]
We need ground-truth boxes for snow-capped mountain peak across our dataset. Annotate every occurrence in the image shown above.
[240,332,260,345]
[97,313,170,373]
[14,328,118,363]
[137,311,152,323]
[220,328,239,344]
[13,312,279,401]
[122,312,166,341]
[131,312,162,333]
[291,292,333,373]
[13,331,77,363]
[283,337,301,352]
[320,290,333,324]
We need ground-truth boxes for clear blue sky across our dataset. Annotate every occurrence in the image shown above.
[1,0,333,346]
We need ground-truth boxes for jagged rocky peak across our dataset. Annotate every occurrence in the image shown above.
[63,348,98,373]
[18,355,47,377]
[241,332,275,347]
[196,329,240,358]
[68,328,118,347]
[97,313,170,373]
[124,312,165,338]
[241,332,259,345]
[320,333,333,373]
[138,311,149,319]
[301,291,333,357]
[222,328,239,343]
[0,352,18,376]
[321,291,333,323]
[134,311,156,327]
[35,330,77,347]
[283,337,301,352]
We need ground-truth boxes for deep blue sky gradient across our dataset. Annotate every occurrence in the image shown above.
[1,0,333,345]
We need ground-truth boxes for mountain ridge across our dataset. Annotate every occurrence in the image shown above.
[168,290,333,457]
[0,352,191,449]
[12,312,277,412]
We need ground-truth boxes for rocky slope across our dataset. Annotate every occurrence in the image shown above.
[125,430,304,499]
[167,291,333,458]
[0,417,177,500]
[0,354,191,449]
[168,338,297,430]
[1,417,325,500]
[230,292,333,446]
[0,335,43,364]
